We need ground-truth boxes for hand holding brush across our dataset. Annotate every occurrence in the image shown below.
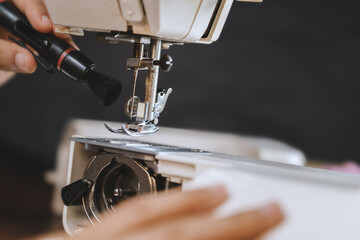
[0,0,122,106]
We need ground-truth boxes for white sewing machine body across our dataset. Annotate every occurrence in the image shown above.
[44,0,242,44]
[42,2,360,239]
[51,120,360,240]
[43,0,262,136]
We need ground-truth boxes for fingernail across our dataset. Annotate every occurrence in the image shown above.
[206,185,227,197]
[259,203,281,217]
[15,53,28,72]
[41,15,52,28]
[70,41,80,50]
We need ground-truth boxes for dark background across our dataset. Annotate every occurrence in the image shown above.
[1,0,360,238]
[1,0,360,173]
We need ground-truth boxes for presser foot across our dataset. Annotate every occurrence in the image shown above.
[104,122,159,137]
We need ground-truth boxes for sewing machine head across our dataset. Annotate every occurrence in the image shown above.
[44,0,261,136]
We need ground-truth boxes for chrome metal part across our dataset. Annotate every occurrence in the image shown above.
[145,39,162,121]
[104,122,159,136]
[94,32,184,46]
[113,188,131,197]
[104,122,123,134]
[66,137,192,225]
[125,96,140,118]
[82,154,156,224]
[122,122,159,136]
[71,137,207,155]
[95,32,151,45]
[129,43,143,119]
[154,88,173,118]
[130,69,139,118]
[126,57,154,70]
[104,37,174,137]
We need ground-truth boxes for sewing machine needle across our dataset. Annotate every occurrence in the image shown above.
[129,68,138,119]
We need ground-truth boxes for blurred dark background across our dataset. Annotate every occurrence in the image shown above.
[0,0,360,237]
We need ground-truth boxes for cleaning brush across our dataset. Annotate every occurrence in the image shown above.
[0,0,122,106]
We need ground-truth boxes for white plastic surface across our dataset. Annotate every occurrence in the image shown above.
[141,0,202,40]
[44,0,127,32]
[51,118,307,235]
[119,0,144,22]
[47,119,305,216]
[182,0,219,42]
[44,0,235,43]
[204,0,234,42]
[184,168,360,240]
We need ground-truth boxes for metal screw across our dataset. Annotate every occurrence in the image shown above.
[43,39,49,47]
[191,149,203,152]
[113,188,123,197]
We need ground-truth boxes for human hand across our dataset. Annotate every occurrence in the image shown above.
[324,161,360,175]
[59,186,283,240]
[0,0,75,86]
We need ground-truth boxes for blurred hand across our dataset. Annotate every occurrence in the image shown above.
[325,161,360,175]
[0,0,75,86]
[38,186,284,240]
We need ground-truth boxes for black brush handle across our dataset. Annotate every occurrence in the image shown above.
[0,0,94,83]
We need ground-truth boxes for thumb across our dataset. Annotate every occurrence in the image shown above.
[0,39,37,73]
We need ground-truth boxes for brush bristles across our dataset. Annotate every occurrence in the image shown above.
[85,70,122,106]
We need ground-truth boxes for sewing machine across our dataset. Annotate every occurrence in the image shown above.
[43,1,360,239]
[47,119,360,240]
[44,0,261,136]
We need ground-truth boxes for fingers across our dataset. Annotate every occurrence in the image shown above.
[0,26,10,39]
[114,185,228,230]
[0,0,78,73]
[72,186,284,240]
[125,203,284,240]
[12,0,52,32]
[0,39,36,73]
[195,202,284,240]
[6,1,77,46]
[74,186,228,240]
[0,71,16,86]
